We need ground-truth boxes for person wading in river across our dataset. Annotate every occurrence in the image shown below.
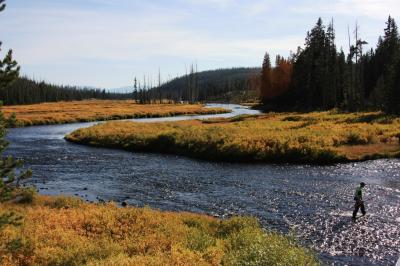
[352,182,366,221]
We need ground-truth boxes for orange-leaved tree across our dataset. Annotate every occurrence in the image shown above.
[260,52,293,102]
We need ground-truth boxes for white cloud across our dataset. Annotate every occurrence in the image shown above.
[295,0,400,20]
[182,0,237,8]
[243,1,271,16]
[3,3,296,66]
[336,0,400,19]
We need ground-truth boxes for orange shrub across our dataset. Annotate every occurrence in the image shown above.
[0,196,318,265]
[2,100,229,127]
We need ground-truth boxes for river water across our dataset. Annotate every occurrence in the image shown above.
[5,104,400,266]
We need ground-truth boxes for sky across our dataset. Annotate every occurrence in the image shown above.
[1,0,399,89]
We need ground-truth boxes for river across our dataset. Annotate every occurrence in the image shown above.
[5,104,400,266]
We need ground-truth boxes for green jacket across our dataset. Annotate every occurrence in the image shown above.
[354,186,363,201]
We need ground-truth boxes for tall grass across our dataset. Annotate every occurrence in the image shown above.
[2,100,229,127]
[0,195,318,265]
[66,111,400,164]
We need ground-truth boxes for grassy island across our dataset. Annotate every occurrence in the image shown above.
[66,111,400,164]
[2,100,229,127]
[0,195,317,265]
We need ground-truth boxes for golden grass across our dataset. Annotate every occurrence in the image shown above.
[66,111,400,164]
[335,144,400,160]
[0,195,318,265]
[2,100,229,127]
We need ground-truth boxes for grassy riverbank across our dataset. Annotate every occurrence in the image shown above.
[66,111,400,164]
[0,194,318,265]
[2,100,229,127]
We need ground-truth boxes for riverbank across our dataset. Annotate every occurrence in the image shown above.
[2,100,229,127]
[0,194,318,265]
[66,111,400,164]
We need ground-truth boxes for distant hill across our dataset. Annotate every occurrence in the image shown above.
[108,86,134,94]
[150,67,261,103]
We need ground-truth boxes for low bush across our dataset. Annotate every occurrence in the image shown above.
[0,195,319,265]
[12,187,37,204]
[47,195,84,209]
[346,132,368,145]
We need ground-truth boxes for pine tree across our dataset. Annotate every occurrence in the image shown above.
[260,52,272,101]
[133,77,138,102]
[337,49,347,107]
[289,18,329,110]
[390,58,400,114]
[0,0,31,201]
[0,2,19,90]
[324,19,338,109]
[382,17,400,113]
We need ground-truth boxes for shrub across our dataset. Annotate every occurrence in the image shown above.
[283,115,303,121]
[366,133,379,144]
[215,216,259,238]
[47,196,84,209]
[0,211,22,230]
[346,132,368,145]
[7,113,17,127]
[13,187,37,204]
[395,132,400,144]
[223,227,319,266]
[186,229,216,252]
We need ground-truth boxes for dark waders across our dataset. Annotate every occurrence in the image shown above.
[352,183,366,221]
[352,199,366,220]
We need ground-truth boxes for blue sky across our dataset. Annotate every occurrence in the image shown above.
[1,0,399,89]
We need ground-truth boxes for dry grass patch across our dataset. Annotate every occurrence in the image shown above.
[66,111,400,164]
[335,144,400,160]
[2,100,229,127]
[0,195,318,265]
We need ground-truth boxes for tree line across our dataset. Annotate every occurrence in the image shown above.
[134,67,260,104]
[260,16,400,114]
[0,77,131,105]
[2,67,258,106]
[132,64,202,104]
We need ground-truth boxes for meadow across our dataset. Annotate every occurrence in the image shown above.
[66,111,400,164]
[0,194,318,265]
[2,100,229,127]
